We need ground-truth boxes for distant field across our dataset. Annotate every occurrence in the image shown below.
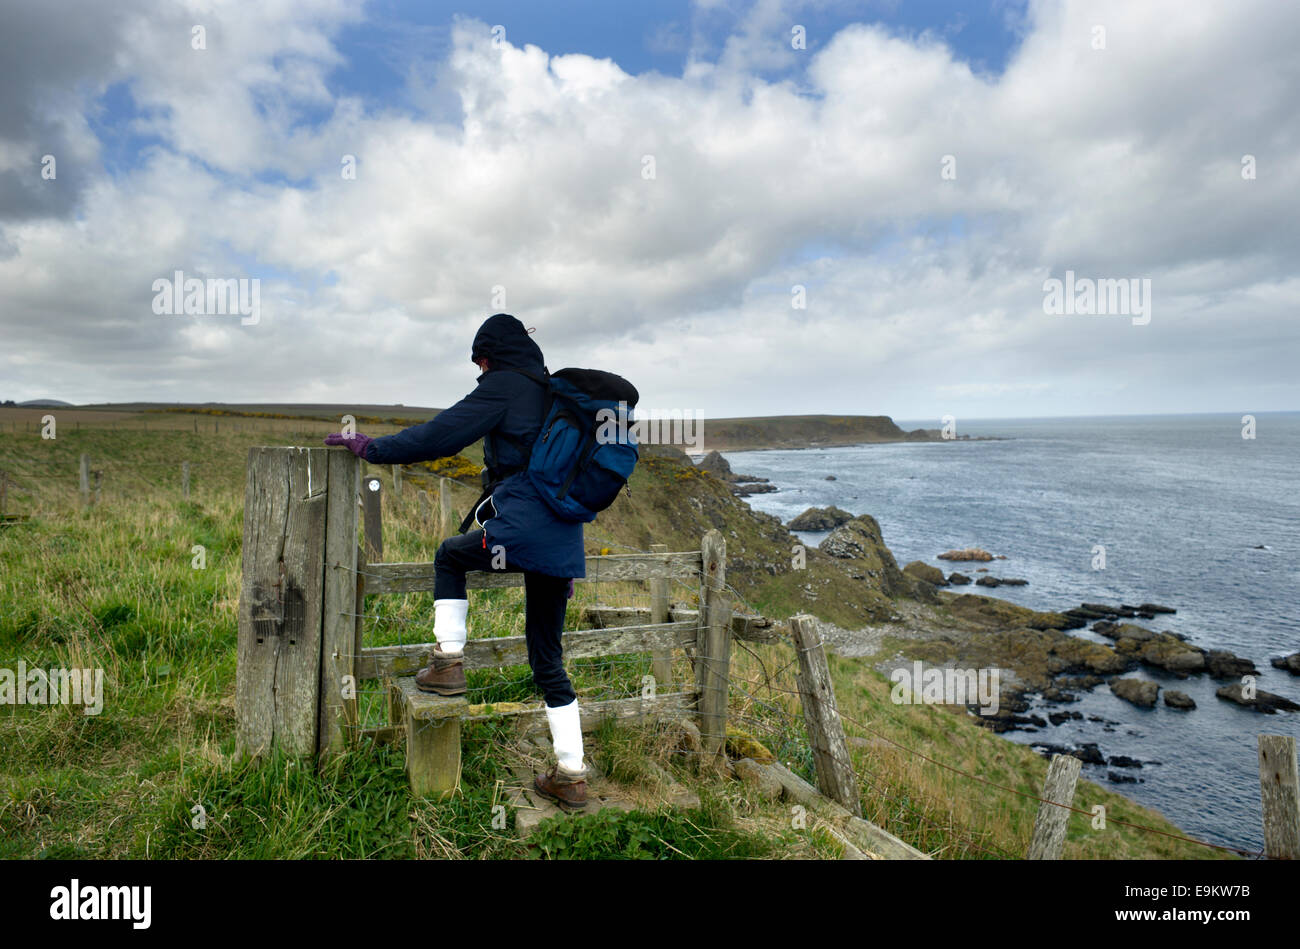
[0,404,937,452]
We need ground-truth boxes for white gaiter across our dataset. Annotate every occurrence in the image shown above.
[432,598,468,654]
[545,699,585,773]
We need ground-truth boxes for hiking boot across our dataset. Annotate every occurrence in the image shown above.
[415,647,467,695]
[534,762,588,811]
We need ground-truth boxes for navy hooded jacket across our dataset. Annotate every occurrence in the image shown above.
[363,314,586,579]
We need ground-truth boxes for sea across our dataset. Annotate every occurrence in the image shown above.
[720,412,1300,854]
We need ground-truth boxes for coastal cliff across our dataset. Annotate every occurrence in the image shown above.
[697,414,941,452]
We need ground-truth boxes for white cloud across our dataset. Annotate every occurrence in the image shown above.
[1,0,1297,418]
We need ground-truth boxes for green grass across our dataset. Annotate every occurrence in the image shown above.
[0,410,1228,860]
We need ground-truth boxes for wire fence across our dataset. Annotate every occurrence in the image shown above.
[4,439,1273,859]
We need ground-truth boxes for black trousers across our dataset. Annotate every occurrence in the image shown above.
[433,528,576,708]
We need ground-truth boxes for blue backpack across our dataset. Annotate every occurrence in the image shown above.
[496,368,640,524]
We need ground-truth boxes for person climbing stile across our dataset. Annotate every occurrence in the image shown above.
[325,313,639,811]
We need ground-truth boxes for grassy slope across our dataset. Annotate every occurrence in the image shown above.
[699,414,935,451]
[0,413,1216,859]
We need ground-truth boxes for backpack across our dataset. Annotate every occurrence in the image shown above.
[465,367,640,529]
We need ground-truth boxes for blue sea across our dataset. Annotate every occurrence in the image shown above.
[723,413,1300,854]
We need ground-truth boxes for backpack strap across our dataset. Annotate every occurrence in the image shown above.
[457,368,552,534]
[487,367,553,471]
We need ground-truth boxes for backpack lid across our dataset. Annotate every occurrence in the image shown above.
[552,368,639,407]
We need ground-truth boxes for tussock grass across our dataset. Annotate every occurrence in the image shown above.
[0,412,1221,859]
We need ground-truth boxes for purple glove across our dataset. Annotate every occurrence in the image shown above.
[566,578,574,599]
[324,432,373,459]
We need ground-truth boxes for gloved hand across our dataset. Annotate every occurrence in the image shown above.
[324,432,373,459]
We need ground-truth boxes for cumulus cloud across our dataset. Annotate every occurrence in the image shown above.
[0,0,1297,419]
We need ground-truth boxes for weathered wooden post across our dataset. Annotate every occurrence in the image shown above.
[236,447,359,759]
[79,454,89,507]
[438,477,453,538]
[320,449,361,755]
[1027,753,1081,859]
[392,464,402,496]
[790,614,861,816]
[649,543,673,690]
[181,461,191,499]
[417,489,431,529]
[1258,734,1300,859]
[362,474,383,561]
[694,530,731,768]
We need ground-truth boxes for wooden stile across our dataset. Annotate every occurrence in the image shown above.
[318,449,360,755]
[236,447,330,757]
[363,550,703,594]
[361,473,383,560]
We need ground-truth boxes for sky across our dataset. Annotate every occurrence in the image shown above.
[1,0,1297,421]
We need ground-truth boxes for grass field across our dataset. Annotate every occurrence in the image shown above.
[0,408,1223,859]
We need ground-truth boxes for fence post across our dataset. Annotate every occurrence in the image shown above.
[181,461,190,500]
[319,449,361,756]
[362,474,383,561]
[1258,734,1300,859]
[694,529,731,768]
[790,614,861,816]
[1027,753,1081,859]
[236,447,331,758]
[392,464,402,497]
[79,454,89,507]
[438,477,453,538]
[418,489,431,529]
[649,543,673,690]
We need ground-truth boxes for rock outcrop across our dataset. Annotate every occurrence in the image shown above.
[975,575,1028,588]
[788,506,854,531]
[902,561,947,586]
[694,450,774,495]
[1215,684,1300,713]
[1272,652,1300,676]
[938,548,995,562]
[1095,623,1258,680]
[820,516,909,598]
[1205,650,1258,679]
[1110,678,1160,708]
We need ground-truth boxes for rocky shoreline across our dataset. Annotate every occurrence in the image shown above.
[771,507,1297,783]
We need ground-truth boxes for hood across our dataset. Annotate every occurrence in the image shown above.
[470,313,546,373]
